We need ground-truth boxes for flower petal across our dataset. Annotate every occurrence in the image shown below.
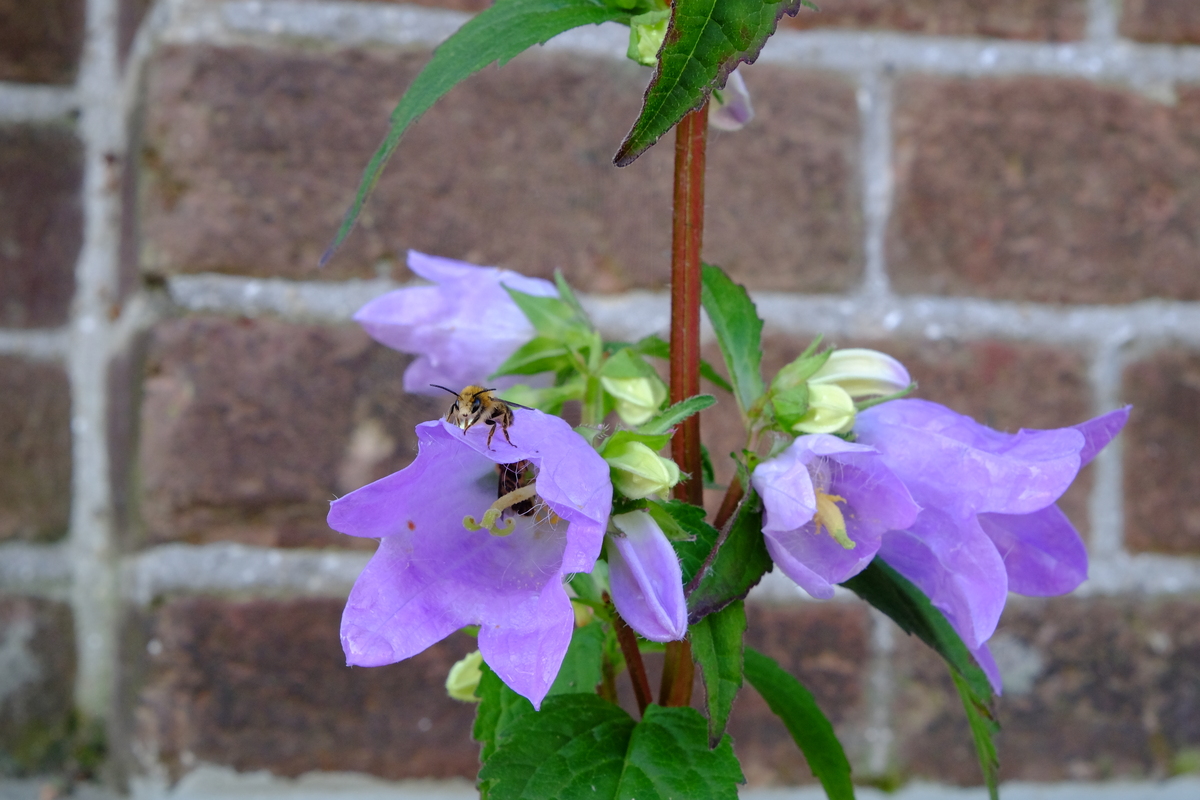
[752,446,818,535]
[1074,406,1131,466]
[971,641,1004,696]
[608,511,687,642]
[710,69,754,131]
[856,399,1084,516]
[879,508,1008,650]
[977,505,1087,596]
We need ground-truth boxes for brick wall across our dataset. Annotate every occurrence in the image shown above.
[2,0,1199,797]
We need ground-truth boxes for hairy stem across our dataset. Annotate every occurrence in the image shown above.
[614,613,654,716]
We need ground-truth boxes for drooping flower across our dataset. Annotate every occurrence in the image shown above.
[750,434,921,600]
[854,399,1130,691]
[352,250,556,394]
[329,408,610,708]
[607,511,687,642]
[710,69,754,132]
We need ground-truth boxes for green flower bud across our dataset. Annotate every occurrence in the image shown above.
[791,384,856,435]
[808,348,912,399]
[600,374,667,426]
[626,10,671,67]
[605,440,681,500]
[445,650,484,703]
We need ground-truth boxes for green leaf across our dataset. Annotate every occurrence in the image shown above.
[840,559,999,797]
[554,269,591,321]
[598,347,659,380]
[700,444,717,488]
[322,0,631,264]
[700,263,765,418]
[685,489,772,622]
[743,648,855,800]
[689,600,746,747]
[598,429,672,456]
[660,500,721,586]
[629,334,735,394]
[616,705,744,799]
[548,622,605,697]
[614,0,807,165]
[506,287,589,343]
[491,336,573,377]
[770,383,810,431]
[636,394,716,435]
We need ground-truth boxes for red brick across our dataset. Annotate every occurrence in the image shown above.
[894,596,1200,782]
[136,316,442,548]
[890,77,1200,304]
[123,597,479,782]
[1120,0,1200,45]
[1123,348,1200,555]
[0,0,84,84]
[783,0,1085,41]
[0,596,76,775]
[0,124,83,328]
[731,602,872,785]
[0,356,72,543]
[137,46,860,293]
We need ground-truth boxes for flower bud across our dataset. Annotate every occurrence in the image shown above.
[604,440,681,500]
[792,384,856,435]
[445,650,484,703]
[626,10,671,67]
[808,348,911,399]
[600,374,667,426]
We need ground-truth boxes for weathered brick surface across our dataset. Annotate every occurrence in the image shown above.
[0,356,72,543]
[136,316,442,548]
[782,0,1086,41]
[894,596,1200,783]
[1120,0,1200,45]
[700,336,1092,531]
[0,0,85,84]
[1123,348,1200,555]
[890,77,1200,304]
[0,124,83,329]
[0,597,76,776]
[124,597,479,782]
[730,602,872,785]
[138,46,860,293]
[118,0,154,65]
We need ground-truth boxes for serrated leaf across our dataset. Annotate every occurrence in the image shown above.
[637,394,716,435]
[661,500,721,586]
[322,0,631,264]
[690,600,746,747]
[700,263,765,418]
[616,705,744,799]
[549,622,606,696]
[614,0,807,165]
[685,489,771,622]
[506,287,588,342]
[492,336,574,377]
[743,647,855,800]
[840,559,999,797]
[630,334,735,394]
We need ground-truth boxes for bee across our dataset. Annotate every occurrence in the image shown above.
[431,384,528,449]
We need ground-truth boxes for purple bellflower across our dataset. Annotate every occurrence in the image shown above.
[329,407,611,709]
[607,511,688,642]
[750,434,921,600]
[854,399,1130,692]
[353,251,556,395]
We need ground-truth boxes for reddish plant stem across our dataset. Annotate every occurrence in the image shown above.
[614,612,654,716]
[662,103,710,710]
[713,476,745,530]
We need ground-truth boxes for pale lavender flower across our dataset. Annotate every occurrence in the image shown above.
[710,69,754,132]
[607,511,687,642]
[855,399,1130,691]
[353,251,556,395]
[750,434,920,600]
[329,407,610,708]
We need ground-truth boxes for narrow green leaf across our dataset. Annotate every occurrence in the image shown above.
[953,670,1001,800]
[630,334,735,394]
[700,444,717,487]
[322,0,631,264]
[636,394,716,435]
[614,0,807,165]
[553,269,592,322]
[506,288,587,341]
[744,648,855,800]
[689,600,746,747]
[700,263,764,417]
[684,489,772,622]
[616,705,744,799]
[491,336,573,377]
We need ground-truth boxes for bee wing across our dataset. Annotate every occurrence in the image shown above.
[499,399,535,411]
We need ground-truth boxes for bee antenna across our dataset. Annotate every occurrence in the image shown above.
[430,384,459,396]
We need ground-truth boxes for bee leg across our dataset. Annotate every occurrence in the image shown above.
[500,424,514,447]
[485,421,497,449]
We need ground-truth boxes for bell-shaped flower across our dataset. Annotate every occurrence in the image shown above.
[808,348,912,399]
[710,69,754,132]
[750,434,920,600]
[328,407,611,709]
[352,250,556,395]
[607,511,687,642]
[604,440,681,500]
[791,384,857,435]
[854,399,1130,691]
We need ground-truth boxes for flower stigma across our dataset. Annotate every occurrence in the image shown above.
[813,489,854,550]
[463,481,540,535]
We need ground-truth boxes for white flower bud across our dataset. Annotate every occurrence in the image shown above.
[605,440,681,500]
[600,374,667,426]
[445,650,484,703]
[791,384,856,435]
[808,348,911,399]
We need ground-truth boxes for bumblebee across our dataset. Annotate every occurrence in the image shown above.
[431,384,527,449]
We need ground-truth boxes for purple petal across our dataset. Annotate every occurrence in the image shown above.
[856,399,1084,516]
[710,69,754,131]
[879,508,1009,650]
[1074,406,1130,466]
[977,505,1087,596]
[608,511,687,642]
[971,642,1004,695]
[751,445,818,534]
